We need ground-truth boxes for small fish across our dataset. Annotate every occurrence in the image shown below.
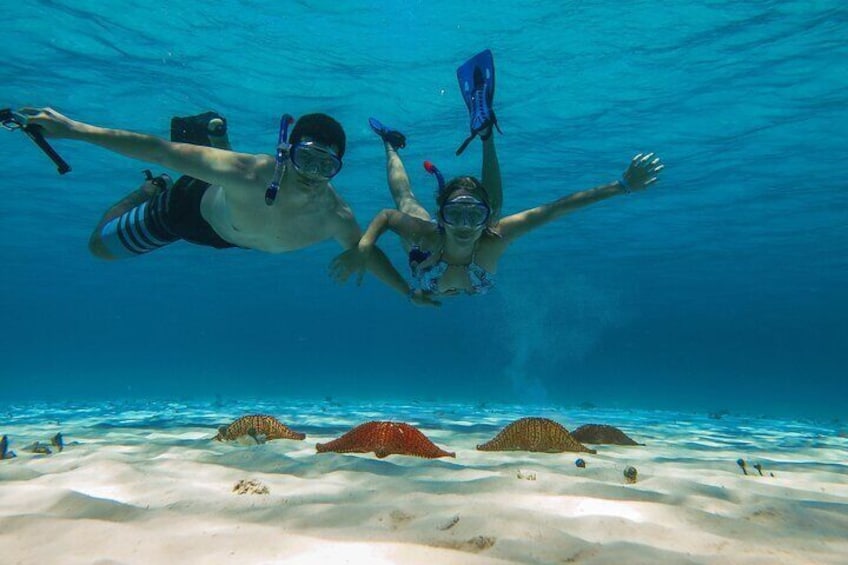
[1,435,17,460]
[25,441,52,455]
[438,515,460,531]
[624,466,638,484]
[51,432,64,452]
[575,458,586,468]
[753,463,763,476]
[516,469,536,481]
[737,458,748,475]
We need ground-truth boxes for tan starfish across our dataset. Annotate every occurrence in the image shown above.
[476,417,596,454]
[571,424,642,445]
[215,415,305,442]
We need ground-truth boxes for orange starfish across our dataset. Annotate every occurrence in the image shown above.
[215,415,305,442]
[476,417,596,454]
[316,421,455,459]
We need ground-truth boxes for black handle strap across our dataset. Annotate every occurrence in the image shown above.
[1,108,71,175]
[23,125,71,174]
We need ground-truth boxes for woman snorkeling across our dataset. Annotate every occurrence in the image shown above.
[330,49,664,303]
[330,119,663,303]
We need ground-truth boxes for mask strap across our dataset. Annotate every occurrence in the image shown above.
[265,114,295,205]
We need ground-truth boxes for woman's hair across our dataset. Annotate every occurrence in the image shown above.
[436,176,491,209]
[289,113,346,158]
[435,176,500,235]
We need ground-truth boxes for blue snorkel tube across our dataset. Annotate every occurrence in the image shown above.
[265,113,295,205]
[423,160,445,191]
[424,161,448,225]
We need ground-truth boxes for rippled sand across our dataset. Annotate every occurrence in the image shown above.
[1,400,846,564]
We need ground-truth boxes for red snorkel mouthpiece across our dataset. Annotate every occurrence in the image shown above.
[423,160,445,191]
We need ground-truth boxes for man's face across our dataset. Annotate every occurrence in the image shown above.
[291,136,342,184]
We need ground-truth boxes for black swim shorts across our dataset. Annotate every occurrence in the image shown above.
[164,176,236,249]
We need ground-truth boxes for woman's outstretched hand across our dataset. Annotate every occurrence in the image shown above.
[329,247,369,286]
[409,289,442,308]
[329,248,441,307]
[621,152,664,192]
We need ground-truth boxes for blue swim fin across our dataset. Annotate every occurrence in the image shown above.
[455,49,502,155]
[368,117,407,150]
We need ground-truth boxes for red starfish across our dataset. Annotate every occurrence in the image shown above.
[316,421,455,459]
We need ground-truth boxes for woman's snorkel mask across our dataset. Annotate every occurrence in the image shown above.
[265,114,344,205]
[424,161,490,228]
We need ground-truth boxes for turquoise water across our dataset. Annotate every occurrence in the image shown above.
[1,1,846,418]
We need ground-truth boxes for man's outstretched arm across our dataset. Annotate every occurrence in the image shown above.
[19,106,270,194]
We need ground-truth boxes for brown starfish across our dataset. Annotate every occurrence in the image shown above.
[215,415,305,442]
[316,421,455,459]
[476,417,596,454]
[571,424,642,446]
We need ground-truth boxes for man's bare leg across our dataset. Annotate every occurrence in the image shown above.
[88,173,169,259]
[88,114,231,259]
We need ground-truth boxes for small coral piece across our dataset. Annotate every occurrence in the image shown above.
[232,479,270,495]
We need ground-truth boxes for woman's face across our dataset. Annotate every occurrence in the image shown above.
[444,222,484,245]
[440,193,490,244]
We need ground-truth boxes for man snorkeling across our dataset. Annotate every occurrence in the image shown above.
[11,106,434,305]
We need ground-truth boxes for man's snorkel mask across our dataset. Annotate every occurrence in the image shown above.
[265,113,344,205]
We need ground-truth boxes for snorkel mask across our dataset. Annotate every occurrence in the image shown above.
[265,114,344,205]
[424,161,490,228]
[441,195,490,227]
[291,141,343,180]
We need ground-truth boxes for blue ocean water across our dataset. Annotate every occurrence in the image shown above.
[1,1,846,418]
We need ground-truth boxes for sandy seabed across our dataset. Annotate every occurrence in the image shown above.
[1,400,847,564]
